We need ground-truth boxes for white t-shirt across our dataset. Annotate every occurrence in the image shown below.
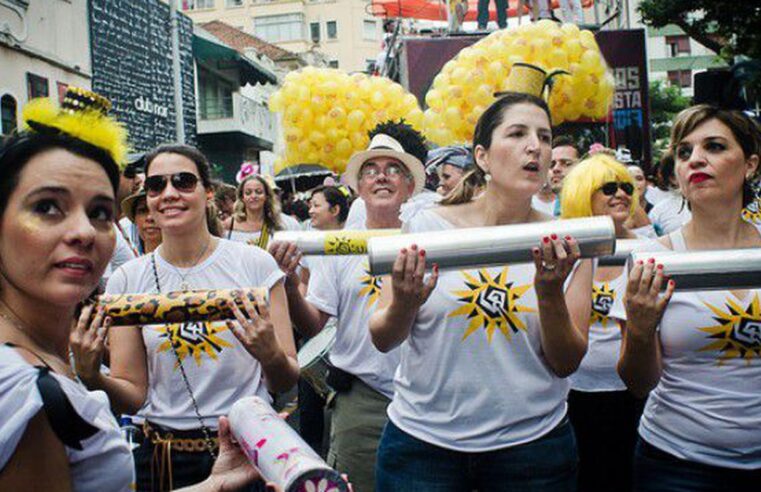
[306,224,400,399]
[388,208,580,452]
[227,214,302,246]
[102,223,137,285]
[0,345,134,491]
[531,195,557,217]
[570,273,627,392]
[645,186,671,206]
[106,239,284,430]
[610,227,761,469]
[648,193,691,235]
[346,192,441,229]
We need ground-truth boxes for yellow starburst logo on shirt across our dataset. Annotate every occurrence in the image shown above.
[741,197,761,225]
[591,282,616,328]
[156,322,233,367]
[448,267,535,343]
[358,261,383,308]
[699,294,761,365]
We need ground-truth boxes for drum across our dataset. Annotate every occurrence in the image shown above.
[297,320,337,399]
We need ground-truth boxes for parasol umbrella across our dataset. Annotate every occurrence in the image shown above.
[275,164,334,193]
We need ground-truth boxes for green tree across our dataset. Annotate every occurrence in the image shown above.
[638,1,761,61]
[648,80,690,157]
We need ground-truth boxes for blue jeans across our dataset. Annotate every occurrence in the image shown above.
[633,439,761,492]
[477,0,508,29]
[376,419,578,491]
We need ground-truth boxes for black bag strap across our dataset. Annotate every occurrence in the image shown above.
[35,366,99,450]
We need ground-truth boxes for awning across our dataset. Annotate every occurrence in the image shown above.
[370,0,594,22]
[193,27,278,85]
[649,55,728,73]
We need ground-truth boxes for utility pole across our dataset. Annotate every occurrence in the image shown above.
[170,0,185,143]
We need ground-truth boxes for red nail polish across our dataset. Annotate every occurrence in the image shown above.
[648,258,655,264]
[550,234,558,240]
[400,248,406,254]
[433,263,439,272]
[543,237,550,243]
[636,260,643,265]
[419,249,426,256]
[657,264,664,270]
[565,235,572,241]
[669,280,675,286]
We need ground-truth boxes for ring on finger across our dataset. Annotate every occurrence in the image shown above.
[541,261,557,271]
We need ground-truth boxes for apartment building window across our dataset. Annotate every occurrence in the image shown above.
[226,0,244,6]
[667,70,692,88]
[666,35,691,56]
[26,73,49,99]
[182,0,215,10]
[1,95,17,136]
[198,69,234,120]
[310,22,321,43]
[327,21,337,39]
[255,14,305,42]
[329,60,339,68]
[363,20,377,41]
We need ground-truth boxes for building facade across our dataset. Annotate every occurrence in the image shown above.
[1,0,91,136]
[180,0,383,73]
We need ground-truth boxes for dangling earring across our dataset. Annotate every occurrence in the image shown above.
[484,173,492,182]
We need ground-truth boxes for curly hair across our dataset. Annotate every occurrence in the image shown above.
[368,119,428,165]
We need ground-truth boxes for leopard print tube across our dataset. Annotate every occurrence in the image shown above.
[98,288,269,326]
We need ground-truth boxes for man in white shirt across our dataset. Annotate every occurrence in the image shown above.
[269,121,429,492]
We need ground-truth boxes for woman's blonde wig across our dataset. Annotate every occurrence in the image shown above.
[560,154,638,219]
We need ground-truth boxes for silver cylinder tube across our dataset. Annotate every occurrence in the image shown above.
[272,229,400,255]
[629,247,761,291]
[367,216,616,276]
[598,239,649,266]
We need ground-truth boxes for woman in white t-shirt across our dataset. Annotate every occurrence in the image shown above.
[71,144,299,491]
[369,92,593,490]
[616,105,761,491]
[560,154,645,492]
[225,174,294,248]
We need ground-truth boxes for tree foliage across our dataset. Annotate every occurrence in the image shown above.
[638,1,761,61]
[649,80,690,155]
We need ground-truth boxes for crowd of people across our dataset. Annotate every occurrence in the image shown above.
[0,69,760,492]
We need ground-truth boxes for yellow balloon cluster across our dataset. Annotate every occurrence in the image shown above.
[268,67,424,174]
[423,21,615,146]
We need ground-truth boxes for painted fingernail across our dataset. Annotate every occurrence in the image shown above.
[657,264,664,270]
[543,237,550,243]
[433,263,439,272]
[400,248,406,254]
[565,235,572,241]
[648,258,655,264]
[411,243,418,249]
[419,249,426,256]
[550,234,558,240]
[669,280,675,287]
[636,260,643,265]
[533,247,539,255]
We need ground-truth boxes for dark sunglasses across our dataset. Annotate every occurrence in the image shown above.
[600,181,634,196]
[145,172,199,196]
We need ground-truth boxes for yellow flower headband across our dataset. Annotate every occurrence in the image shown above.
[21,87,129,169]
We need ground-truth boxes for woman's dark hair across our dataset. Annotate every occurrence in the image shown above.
[310,185,352,224]
[144,143,212,188]
[656,152,675,191]
[0,131,120,218]
[443,92,551,206]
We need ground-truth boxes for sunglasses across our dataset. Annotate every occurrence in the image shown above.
[599,181,634,196]
[145,172,200,196]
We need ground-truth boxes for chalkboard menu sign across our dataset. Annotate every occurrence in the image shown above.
[90,0,197,152]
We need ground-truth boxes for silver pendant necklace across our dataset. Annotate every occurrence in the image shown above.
[159,238,213,291]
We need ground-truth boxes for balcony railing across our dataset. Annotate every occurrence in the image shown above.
[197,93,275,145]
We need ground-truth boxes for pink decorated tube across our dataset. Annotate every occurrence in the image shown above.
[229,397,350,492]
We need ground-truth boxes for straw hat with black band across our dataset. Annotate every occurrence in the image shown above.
[344,133,426,195]
[121,187,147,222]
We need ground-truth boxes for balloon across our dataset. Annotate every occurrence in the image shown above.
[268,68,423,173]
[422,23,614,145]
